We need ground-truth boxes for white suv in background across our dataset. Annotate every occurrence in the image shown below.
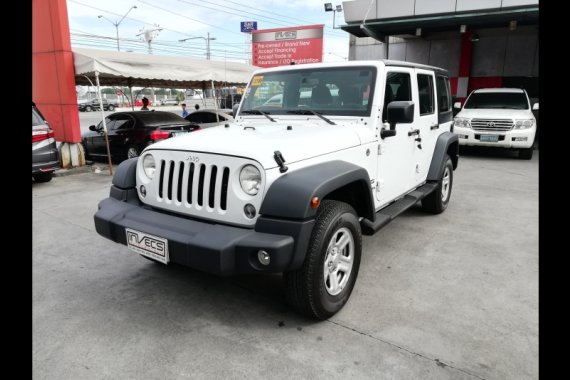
[453,88,538,159]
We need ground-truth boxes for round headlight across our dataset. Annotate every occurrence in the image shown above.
[142,154,156,179]
[240,165,261,195]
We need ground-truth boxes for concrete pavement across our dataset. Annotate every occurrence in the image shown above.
[32,149,538,380]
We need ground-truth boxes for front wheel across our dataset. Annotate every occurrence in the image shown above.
[107,105,115,111]
[422,155,453,214]
[518,147,533,160]
[85,106,92,112]
[283,200,362,320]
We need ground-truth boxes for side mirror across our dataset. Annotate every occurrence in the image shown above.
[532,103,539,111]
[89,125,97,131]
[453,102,462,109]
[232,103,240,116]
[387,101,414,125]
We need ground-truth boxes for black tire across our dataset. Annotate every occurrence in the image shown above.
[422,155,453,214]
[108,105,115,111]
[519,147,533,160]
[33,172,53,183]
[85,106,92,112]
[126,145,140,159]
[283,200,362,320]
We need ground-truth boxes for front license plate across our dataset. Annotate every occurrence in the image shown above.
[125,228,169,264]
[480,134,499,142]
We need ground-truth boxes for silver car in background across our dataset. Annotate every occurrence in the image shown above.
[32,102,60,182]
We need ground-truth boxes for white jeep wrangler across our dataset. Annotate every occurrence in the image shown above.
[95,60,459,320]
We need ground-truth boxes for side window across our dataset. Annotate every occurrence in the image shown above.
[417,74,435,115]
[383,72,411,122]
[97,117,115,130]
[32,108,45,126]
[111,117,133,130]
[187,112,202,123]
[436,75,451,112]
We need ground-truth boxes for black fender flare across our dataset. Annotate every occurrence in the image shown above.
[112,158,138,189]
[427,132,459,181]
[259,160,375,221]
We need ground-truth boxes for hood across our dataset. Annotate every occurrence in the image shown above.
[146,120,362,169]
[456,108,534,120]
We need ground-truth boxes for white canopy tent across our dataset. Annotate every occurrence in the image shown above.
[73,47,257,88]
[73,47,258,175]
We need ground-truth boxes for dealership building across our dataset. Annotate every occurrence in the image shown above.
[339,0,538,101]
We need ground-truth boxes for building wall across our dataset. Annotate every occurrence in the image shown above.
[349,25,538,96]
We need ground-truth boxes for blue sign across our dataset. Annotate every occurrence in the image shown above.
[241,21,257,33]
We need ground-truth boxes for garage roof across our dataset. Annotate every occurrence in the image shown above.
[341,6,538,41]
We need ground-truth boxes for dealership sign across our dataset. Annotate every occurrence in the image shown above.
[251,25,324,68]
[240,21,257,33]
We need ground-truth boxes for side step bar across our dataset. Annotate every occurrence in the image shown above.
[360,182,438,236]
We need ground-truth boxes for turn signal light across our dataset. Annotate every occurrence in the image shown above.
[310,197,320,209]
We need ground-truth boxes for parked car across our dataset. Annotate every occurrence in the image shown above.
[94,60,458,320]
[81,111,199,161]
[184,109,234,129]
[134,98,153,107]
[32,102,60,182]
[159,98,179,106]
[78,99,118,112]
[453,88,538,159]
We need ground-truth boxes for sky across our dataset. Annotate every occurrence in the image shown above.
[66,0,350,64]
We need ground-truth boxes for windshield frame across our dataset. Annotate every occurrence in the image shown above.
[239,65,378,117]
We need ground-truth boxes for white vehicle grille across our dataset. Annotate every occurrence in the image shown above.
[471,118,513,132]
[138,150,264,226]
[157,160,230,211]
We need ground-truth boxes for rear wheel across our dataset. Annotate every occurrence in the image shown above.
[126,145,140,159]
[108,105,115,111]
[85,106,92,112]
[422,155,453,214]
[33,172,53,183]
[283,200,362,320]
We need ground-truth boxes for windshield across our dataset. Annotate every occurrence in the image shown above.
[239,66,377,117]
[464,92,529,110]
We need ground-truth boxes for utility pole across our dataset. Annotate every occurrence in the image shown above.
[179,33,216,60]
[97,5,137,52]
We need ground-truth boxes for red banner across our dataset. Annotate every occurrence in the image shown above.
[252,25,324,68]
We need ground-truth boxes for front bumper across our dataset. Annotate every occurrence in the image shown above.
[455,127,535,149]
[94,188,314,275]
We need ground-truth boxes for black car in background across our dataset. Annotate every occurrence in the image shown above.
[32,103,60,182]
[78,99,118,112]
[81,111,200,160]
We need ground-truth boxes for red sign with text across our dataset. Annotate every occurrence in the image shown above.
[252,25,324,68]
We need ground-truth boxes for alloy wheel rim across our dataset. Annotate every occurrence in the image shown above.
[441,167,451,201]
[323,227,354,296]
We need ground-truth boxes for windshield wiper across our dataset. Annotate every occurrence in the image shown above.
[240,109,276,122]
[286,106,336,125]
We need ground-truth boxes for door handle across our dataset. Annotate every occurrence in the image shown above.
[430,124,440,130]
[408,129,420,136]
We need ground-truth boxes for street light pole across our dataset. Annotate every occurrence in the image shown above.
[324,3,343,30]
[179,34,217,60]
[97,5,137,52]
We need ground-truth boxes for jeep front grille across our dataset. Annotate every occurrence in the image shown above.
[158,160,230,211]
[471,118,513,132]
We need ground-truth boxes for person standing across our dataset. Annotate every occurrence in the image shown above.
[141,97,150,111]
[181,103,189,118]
